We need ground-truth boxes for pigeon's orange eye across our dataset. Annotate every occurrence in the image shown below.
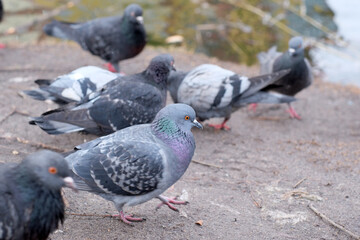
[185,116,190,120]
[48,167,57,174]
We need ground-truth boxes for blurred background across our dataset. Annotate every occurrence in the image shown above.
[0,0,359,87]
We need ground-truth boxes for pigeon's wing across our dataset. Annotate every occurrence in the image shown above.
[87,80,164,132]
[30,80,163,135]
[239,69,291,99]
[234,91,296,107]
[47,67,119,103]
[178,64,250,112]
[24,66,119,104]
[69,139,165,196]
[76,16,125,62]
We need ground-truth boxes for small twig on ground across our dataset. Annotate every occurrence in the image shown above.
[308,204,360,240]
[66,212,113,218]
[0,108,30,124]
[192,159,222,169]
[0,136,68,152]
[293,177,307,188]
[244,181,262,209]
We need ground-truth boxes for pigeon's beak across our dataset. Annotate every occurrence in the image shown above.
[192,119,203,129]
[136,16,144,24]
[288,48,296,56]
[63,176,78,192]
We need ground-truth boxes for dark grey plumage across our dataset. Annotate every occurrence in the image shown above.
[0,0,3,22]
[167,64,293,129]
[43,4,146,72]
[23,66,120,104]
[29,54,176,136]
[65,103,202,224]
[257,36,313,119]
[0,150,77,240]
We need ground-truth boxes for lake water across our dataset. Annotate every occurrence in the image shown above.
[311,0,360,87]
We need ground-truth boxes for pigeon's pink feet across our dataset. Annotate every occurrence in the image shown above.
[113,211,145,225]
[156,196,188,212]
[208,119,230,130]
[104,63,117,73]
[248,103,258,112]
[287,106,301,120]
[0,43,6,49]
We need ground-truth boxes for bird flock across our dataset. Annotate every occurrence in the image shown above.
[0,3,313,239]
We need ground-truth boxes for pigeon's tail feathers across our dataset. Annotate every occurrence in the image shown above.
[34,79,53,87]
[69,172,95,192]
[23,89,54,102]
[29,116,84,135]
[43,20,78,41]
[29,111,85,135]
[257,46,281,74]
[241,69,290,99]
[235,92,296,106]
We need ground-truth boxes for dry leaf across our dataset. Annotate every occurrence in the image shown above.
[12,150,19,155]
[195,220,203,226]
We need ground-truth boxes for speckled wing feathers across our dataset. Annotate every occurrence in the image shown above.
[70,140,165,196]
[178,64,250,112]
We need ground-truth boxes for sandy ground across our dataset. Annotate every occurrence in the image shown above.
[0,43,360,240]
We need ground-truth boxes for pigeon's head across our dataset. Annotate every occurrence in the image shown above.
[147,54,176,84]
[124,4,144,24]
[21,150,77,192]
[153,104,203,133]
[288,36,304,57]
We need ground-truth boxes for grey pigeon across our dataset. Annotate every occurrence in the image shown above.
[23,66,121,104]
[65,103,202,224]
[0,0,5,49]
[167,64,293,130]
[30,54,176,136]
[43,4,146,73]
[0,150,77,240]
[256,36,313,119]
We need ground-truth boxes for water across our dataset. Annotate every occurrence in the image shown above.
[1,0,359,87]
[311,0,360,87]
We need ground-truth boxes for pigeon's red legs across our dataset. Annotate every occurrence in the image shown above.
[156,195,188,212]
[112,211,145,225]
[0,43,5,49]
[105,63,117,73]
[248,103,258,112]
[287,103,301,120]
[208,118,230,130]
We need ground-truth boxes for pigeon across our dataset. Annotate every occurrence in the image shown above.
[167,64,294,130]
[23,66,121,104]
[30,54,176,136]
[0,0,5,49]
[65,103,202,224]
[256,36,313,119]
[0,150,77,240]
[43,4,146,73]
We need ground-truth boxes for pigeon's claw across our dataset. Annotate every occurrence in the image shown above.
[105,63,117,73]
[207,118,231,130]
[287,105,301,120]
[248,103,258,112]
[156,196,188,212]
[113,211,145,225]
